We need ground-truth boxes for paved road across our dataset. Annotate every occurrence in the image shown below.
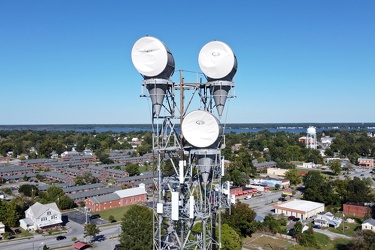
[0,220,121,250]
[242,191,283,218]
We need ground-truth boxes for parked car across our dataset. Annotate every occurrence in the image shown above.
[90,214,100,219]
[56,235,66,240]
[288,216,295,221]
[293,217,300,222]
[312,225,321,229]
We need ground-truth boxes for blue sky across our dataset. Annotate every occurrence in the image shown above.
[1,1,374,125]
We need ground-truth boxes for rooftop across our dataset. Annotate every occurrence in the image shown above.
[274,199,324,212]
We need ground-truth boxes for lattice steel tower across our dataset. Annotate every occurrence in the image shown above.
[131,36,237,250]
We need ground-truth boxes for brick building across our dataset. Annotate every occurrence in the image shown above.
[358,158,375,168]
[343,203,372,217]
[85,187,147,212]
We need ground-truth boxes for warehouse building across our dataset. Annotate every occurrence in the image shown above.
[273,199,324,220]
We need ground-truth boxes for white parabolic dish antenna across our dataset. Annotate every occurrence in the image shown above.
[198,41,237,80]
[131,36,175,79]
[181,110,221,148]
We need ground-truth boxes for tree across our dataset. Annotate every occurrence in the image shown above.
[348,230,375,250]
[75,176,85,186]
[302,170,341,205]
[329,160,342,175]
[19,184,38,197]
[108,215,115,223]
[231,170,248,187]
[285,169,302,186]
[121,205,153,250]
[136,143,152,156]
[84,223,100,242]
[222,202,257,237]
[35,173,45,181]
[324,148,334,157]
[4,201,19,227]
[126,164,140,176]
[262,214,281,234]
[299,227,318,248]
[303,171,324,189]
[46,186,64,203]
[347,177,375,203]
[219,224,242,250]
[293,221,303,242]
[57,195,75,210]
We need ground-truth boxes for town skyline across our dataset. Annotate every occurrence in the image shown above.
[1,0,374,125]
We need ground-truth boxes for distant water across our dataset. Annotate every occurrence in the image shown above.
[1,123,375,134]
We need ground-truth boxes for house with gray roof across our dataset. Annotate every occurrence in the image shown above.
[67,187,121,202]
[0,165,34,178]
[314,212,342,228]
[19,158,57,167]
[362,218,375,232]
[106,169,128,178]
[115,171,154,187]
[20,202,62,230]
[2,173,37,182]
[63,183,104,194]
[40,172,73,183]
[37,182,75,191]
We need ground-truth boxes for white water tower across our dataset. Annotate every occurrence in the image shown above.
[306,126,317,149]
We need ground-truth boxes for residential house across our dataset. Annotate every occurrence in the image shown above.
[314,212,342,228]
[362,218,375,232]
[20,202,62,231]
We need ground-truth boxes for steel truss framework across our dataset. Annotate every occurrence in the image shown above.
[140,75,235,250]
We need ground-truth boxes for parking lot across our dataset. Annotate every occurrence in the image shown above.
[64,210,108,225]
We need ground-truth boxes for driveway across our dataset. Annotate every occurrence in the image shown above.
[314,228,352,240]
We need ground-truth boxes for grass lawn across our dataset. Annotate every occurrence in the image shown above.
[95,205,135,222]
[314,232,351,250]
[243,232,351,250]
[328,222,361,237]
[242,233,296,250]
[138,164,152,173]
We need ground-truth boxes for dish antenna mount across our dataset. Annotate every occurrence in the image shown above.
[131,36,175,117]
